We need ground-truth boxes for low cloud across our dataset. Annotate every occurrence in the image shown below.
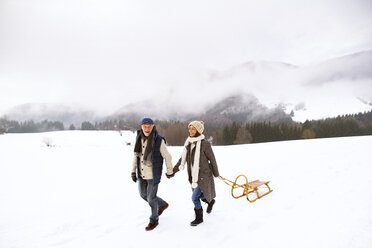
[1,0,372,118]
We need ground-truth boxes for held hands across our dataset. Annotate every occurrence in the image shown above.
[165,166,179,179]
[131,172,137,183]
[165,172,175,179]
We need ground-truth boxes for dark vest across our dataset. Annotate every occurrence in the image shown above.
[135,129,165,185]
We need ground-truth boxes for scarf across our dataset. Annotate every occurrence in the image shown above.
[134,127,156,164]
[179,134,205,188]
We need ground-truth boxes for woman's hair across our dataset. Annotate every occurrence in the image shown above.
[191,131,201,137]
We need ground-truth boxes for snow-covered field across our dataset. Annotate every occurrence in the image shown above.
[1,131,371,248]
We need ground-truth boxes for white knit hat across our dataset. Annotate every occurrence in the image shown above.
[188,120,204,134]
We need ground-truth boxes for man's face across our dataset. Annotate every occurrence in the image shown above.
[142,123,154,136]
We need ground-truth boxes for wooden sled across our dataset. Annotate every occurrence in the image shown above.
[220,175,273,202]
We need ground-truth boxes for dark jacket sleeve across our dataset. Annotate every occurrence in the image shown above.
[173,157,182,173]
[203,141,220,177]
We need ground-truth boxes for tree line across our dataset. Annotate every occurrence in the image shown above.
[0,119,134,133]
[1,110,372,145]
[0,119,65,133]
[214,111,372,145]
[155,110,372,145]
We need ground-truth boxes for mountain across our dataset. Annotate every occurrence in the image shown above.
[303,50,372,85]
[208,51,372,85]
[2,51,372,125]
[2,103,97,126]
[204,50,372,122]
[110,93,292,129]
[293,50,372,120]
[194,94,292,128]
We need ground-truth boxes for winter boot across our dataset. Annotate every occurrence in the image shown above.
[190,208,203,226]
[206,199,215,214]
[145,221,158,231]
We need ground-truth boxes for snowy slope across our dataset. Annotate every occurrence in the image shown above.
[0,131,371,248]
[205,51,372,122]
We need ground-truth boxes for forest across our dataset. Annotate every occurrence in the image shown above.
[1,110,372,146]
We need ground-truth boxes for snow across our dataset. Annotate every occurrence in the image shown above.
[1,131,372,248]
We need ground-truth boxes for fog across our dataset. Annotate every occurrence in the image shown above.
[1,0,372,117]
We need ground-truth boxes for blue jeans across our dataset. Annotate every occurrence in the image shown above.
[192,186,206,210]
[138,177,167,224]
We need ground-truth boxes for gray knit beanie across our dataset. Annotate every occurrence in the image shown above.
[188,120,204,134]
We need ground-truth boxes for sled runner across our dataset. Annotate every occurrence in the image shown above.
[219,175,272,203]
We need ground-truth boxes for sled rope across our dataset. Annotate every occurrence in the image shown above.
[218,175,273,203]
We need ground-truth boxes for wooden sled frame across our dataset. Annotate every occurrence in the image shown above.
[220,175,273,202]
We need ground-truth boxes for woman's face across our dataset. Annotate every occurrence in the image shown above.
[188,125,197,137]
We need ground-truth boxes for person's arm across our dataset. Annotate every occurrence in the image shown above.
[131,154,137,173]
[172,157,182,173]
[160,139,173,175]
[203,141,220,177]
[131,153,138,182]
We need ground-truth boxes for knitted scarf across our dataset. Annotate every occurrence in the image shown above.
[179,134,205,188]
[134,127,155,164]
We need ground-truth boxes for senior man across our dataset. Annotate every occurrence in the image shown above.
[131,117,174,231]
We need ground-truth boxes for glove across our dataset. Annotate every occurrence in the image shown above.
[131,172,137,183]
[165,172,175,179]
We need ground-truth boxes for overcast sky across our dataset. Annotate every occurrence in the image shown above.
[1,0,372,115]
